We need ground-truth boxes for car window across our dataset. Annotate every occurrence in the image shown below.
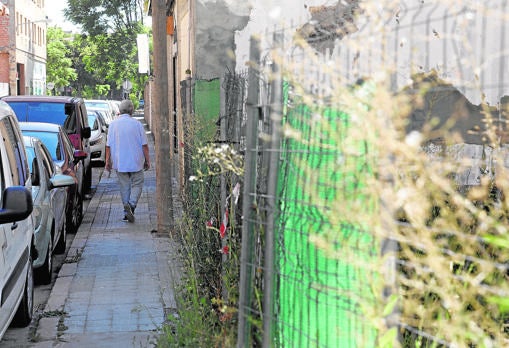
[21,130,61,162]
[7,101,66,124]
[0,118,26,186]
[63,104,77,134]
[39,143,55,178]
[88,114,98,131]
[61,131,74,158]
[24,146,39,185]
[0,146,6,202]
[85,102,109,110]
[80,103,88,128]
[25,146,36,173]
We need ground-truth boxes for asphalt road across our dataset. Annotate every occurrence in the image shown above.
[1,166,104,347]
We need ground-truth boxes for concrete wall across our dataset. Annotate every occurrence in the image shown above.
[195,0,250,79]
[234,0,330,70]
[332,0,509,106]
[9,0,47,95]
[0,10,9,96]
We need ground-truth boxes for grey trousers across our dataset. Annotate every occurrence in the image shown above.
[116,170,144,211]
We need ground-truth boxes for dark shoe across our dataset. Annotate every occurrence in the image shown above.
[124,204,135,222]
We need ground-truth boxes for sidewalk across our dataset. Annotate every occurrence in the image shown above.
[33,115,181,347]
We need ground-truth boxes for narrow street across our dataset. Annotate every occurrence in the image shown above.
[1,115,181,347]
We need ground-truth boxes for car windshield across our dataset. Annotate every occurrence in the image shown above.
[86,102,109,110]
[7,102,67,124]
[21,131,62,161]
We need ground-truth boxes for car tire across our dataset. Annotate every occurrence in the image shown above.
[35,234,53,285]
[12,255,34,327]
[55,217,66,254]
[67,190,83,234]
[84,162,92,194]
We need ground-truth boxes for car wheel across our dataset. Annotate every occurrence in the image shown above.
[67,190,83,234]
[12,255,34,327]
[55,216,66,254]
[84,162,92,193]
[35,234,53,285]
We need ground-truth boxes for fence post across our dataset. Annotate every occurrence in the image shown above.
[262,29,284,348]
[220,76,228,301]
[237,35,261,348]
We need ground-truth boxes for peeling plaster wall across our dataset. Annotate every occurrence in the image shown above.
[195,0,334,74]
[235,0,329,70]
[195,0,250,79]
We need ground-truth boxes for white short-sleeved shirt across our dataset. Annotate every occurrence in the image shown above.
[106,114,148,172]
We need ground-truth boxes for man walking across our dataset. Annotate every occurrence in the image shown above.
[105,99,150,222]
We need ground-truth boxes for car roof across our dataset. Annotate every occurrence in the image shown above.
[19,121,62,132]
[2,95,83,103]
[0,100,15,116]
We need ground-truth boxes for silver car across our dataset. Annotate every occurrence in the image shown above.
[0,101,35,340]
[23,136,75,285]
[85,99,116,124]
[87,110,108,166]
[20,122,87,235]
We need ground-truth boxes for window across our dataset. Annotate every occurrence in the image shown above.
[64,104,77,134]
[0,118,25,186]
[39,142,55,178]
[0,142,5,202]
[21,130,61,162]
[7,101,67,124]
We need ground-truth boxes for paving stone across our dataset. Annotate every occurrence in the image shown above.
[36,317,60,341]
[35,119,184,346]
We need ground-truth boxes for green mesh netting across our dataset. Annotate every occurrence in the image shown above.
[277,99,378,347]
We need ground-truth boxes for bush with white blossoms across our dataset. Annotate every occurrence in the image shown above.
[189,144,243,182]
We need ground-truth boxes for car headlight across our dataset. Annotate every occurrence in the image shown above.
[90,137,104,146]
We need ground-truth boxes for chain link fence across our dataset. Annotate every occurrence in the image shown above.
[232,1,509,347]
[180,0,509,347]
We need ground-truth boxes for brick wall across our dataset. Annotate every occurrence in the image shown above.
[0,14,8,48]
[0,14,9,83]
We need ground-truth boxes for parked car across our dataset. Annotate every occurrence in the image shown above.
[19,122,87,234]
[2,96,93,194]
[108,100,120,117]
[87,110,108,166]
[84,99,116,125]
[23,136,75,285]
[0,101,35,340]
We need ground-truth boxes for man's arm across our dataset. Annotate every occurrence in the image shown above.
[143,144,150,170]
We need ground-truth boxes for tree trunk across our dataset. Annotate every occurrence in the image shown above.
[152,0,174,234]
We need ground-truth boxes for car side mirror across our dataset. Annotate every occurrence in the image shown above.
[83,126,91,139]
[0,186,33,223]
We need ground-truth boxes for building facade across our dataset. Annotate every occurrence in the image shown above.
[0,0,47,96]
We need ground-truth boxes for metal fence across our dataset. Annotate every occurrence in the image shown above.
[228,1,509,347]
[236,31,380,348]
